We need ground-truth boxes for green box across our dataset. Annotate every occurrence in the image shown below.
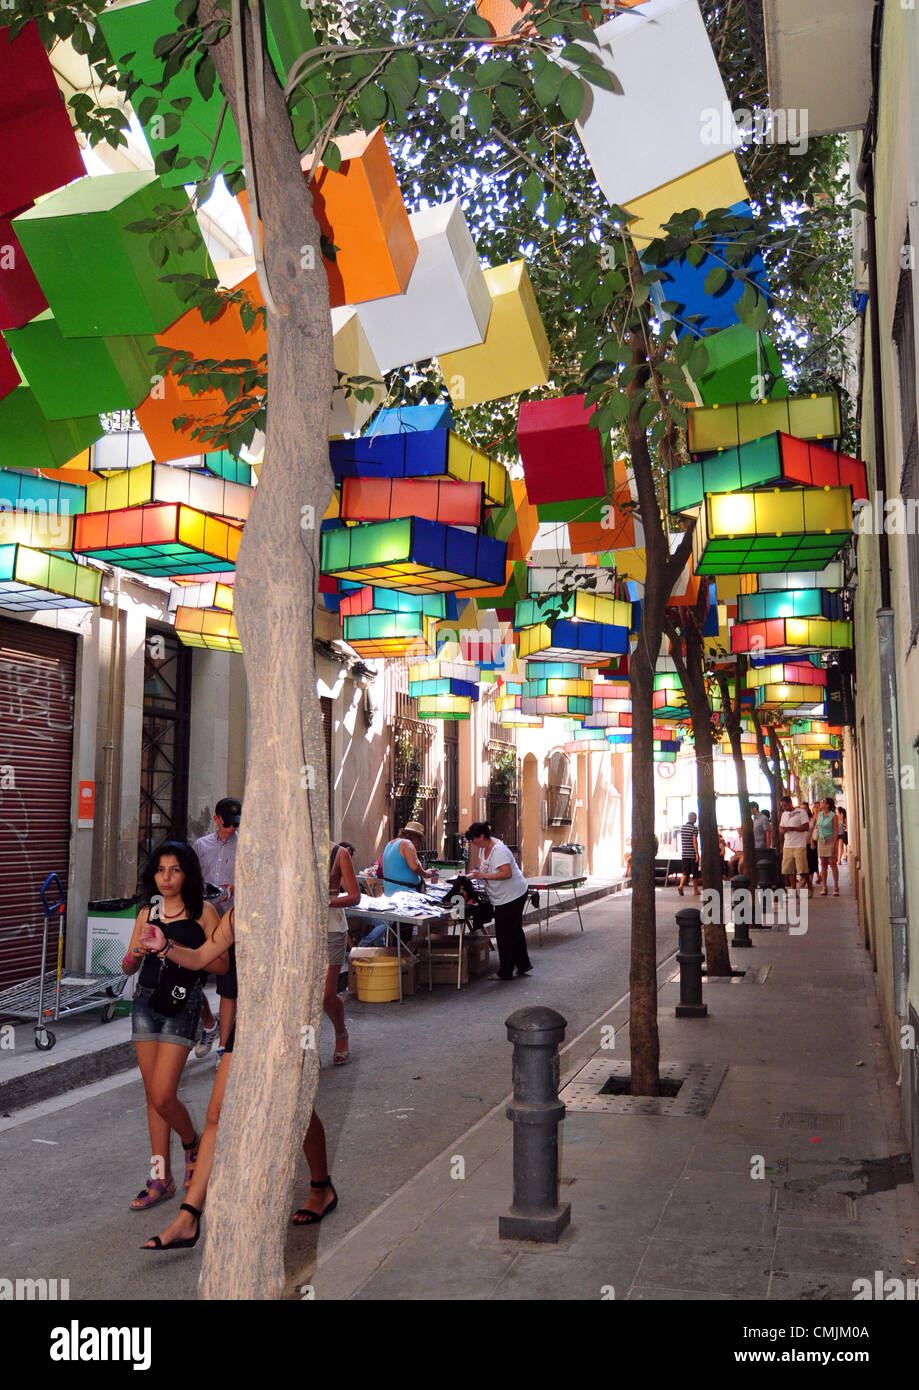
[14,172,213,339]
[6,311,156,419]
[691,326,787,407]
[0,385,101,469]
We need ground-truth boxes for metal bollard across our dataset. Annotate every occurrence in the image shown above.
[731,873,754,949]
[499,1005,571,1243]
[675,907,708,1018]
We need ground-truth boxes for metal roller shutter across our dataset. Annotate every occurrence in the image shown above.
[0,617,76,994]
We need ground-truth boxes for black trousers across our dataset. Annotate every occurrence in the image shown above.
[493,892,532,978]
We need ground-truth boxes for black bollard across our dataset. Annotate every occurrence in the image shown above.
[731,873,754,949]
[499,1005,571,1243]
[675,907,708,1017]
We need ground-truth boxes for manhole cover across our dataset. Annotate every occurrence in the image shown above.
[560,1060,726,1116]
[778,1112,851,1131]
[769,1189,858,1222]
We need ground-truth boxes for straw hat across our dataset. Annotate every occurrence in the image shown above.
[401,821,425,837]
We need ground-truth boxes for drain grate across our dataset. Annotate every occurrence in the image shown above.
[560,1059,726,1117]
[769,1188,858,1222]
[778,1111,851,1131]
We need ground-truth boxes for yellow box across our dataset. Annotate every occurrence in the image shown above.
[624,153,748,248]
[329,305,386,439]
[438,261,550,408]
[0,508,74,549]
[688,394,842,452]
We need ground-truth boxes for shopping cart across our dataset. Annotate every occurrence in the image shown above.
[0,873,127,1050]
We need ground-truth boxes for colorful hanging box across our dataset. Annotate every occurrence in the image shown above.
[74,503,241,576]
[520,693,593,718]
[514,591,632,631]
[736,588,849,623]
[0,507,74,550]
[307,127,417,309]
[569,0,741,209]
[342,610,439,658]
[730,616,853,655]
[742,561,845,593]
[417,694,474,720]
[0,544,101,610]
[438,261,550,409]
[649,204,771,339]
[670,430,867,514]
[516,617,630,664]
[692,487,853,575]
[687,325,787,405]
[356,199,491,371]
[745,661,825,689]
[170,579,234,613]
[156,261,265,365]
[14,173,212,339]
[174,605,242,653]
[409,677,479,699]
[98,0,243,186]
[5,311,156,419]
[0,22,85,217]
[653,671,689,717]
[0,385,102,471]
[623,154,748,249]
[475,0,535,40]
[320,517,506,593]
[134,368,261,464]
[329,305,386,438]
[340,476,483,528]
[366,403,453,436]
[408,658,480,686]
[85,462,251,524]
[0,467,85,516]
[526,566,619,596]
[331,429,506,506]
[338,586,450,621]
[754,681,827,709]
[0,216,48,330]
[517,395,606,507]
[687,393,842,454]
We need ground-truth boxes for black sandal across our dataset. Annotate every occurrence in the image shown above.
[142,1202,202,1251]
[291,1177,338,1225]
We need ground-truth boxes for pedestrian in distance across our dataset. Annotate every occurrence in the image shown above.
[677,812,700,896]
[194,796,241,1062]
[138,904,340,1248]
[121,842,228,1212]
[326,842,360,1065]
[813,796,841,895]
[779,795,813,895]
[465,821,532,980]
[801,801,819,889]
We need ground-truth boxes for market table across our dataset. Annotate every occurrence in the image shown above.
[526,876,588,945]
[345,906,455,1002]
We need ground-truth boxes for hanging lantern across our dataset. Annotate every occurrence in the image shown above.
[517,395,606,507]
[0,507,73,550]
[342,610,439,658]
[331,428,507,507]
[85,463,251,524]
[5,311,156,419]
[74,504,241,576]
[742,561,846,593]
[356,199,491,371]
[736,587,849,623]
[745,661,826,690]
[338,587,450,622]
[307,127,417,308]
[0,385,102,471]
[321,517,506,593]
[329,305,386,438]
[417,694,474,720]
[0,215,48,330]
[0,544,101,610]
[438,260,550,409]
[14,173,213,338]
[174,605,242,653]
[685,325,787,405]
[0,467,85,517]
[520,694,593,718]
[622,154,748,248]
[653,671,689,717]
[692,487,853,575]
[340,476,483,528]
[0,22,85,216]
[650,204,772,339]
[754,682,827,709]
[730,615,853,655]
[687,393,842,454]
[170,580,234,613]
[670,431,867,514]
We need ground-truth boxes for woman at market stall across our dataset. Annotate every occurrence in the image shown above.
[121,842,226,1212]
[465,821,532,981]
[359,821,438,948]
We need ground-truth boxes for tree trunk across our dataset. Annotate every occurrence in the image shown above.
[718,666,756,881]
[198,4,334,1300]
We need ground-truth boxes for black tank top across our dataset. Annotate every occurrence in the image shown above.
[137,906,207,988]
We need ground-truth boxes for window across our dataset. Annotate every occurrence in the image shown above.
[546,750,574,826]
[892,251,919,636]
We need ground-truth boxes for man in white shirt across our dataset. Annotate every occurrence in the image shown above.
[194,797,241,1055]
[779,795,812,894]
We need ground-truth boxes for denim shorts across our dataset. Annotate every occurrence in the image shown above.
[131,982,203,1049]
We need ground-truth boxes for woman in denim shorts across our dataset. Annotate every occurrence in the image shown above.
[122,842,227,1212]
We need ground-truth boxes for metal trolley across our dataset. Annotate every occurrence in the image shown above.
[0,873,127,1050]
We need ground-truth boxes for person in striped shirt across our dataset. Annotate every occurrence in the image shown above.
[678,812,700,896]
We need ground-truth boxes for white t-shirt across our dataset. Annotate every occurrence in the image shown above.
[780,808,811,848]
[477,839,528,907]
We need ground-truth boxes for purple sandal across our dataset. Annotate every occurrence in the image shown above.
[130,1178,176,1211]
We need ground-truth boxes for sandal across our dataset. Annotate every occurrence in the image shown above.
[130,1178,175,1211]
[182,1135,199,1191]
[291,1177,338,1225]
[142,1202,202,1251]
[333,1034,350,1066]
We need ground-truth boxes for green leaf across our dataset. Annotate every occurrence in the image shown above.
[522,169,544,212]
[357,83,388,126]
[704,266,728,295]
[559,73,585,123]
[685,244,706,268]
[194,53,216,102]
[494,83,521,125]
[137,95,160,127]
[437,89,461,122]
[467,89,493,136]
[465,12,494,36]
[533,62,564,108]
[323,141,342,173]
[639,399,659,431]
[545,189,565,228]
[477,59,512,88]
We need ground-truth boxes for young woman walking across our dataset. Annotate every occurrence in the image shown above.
[814,797,840,895]
[122,843,226,1211]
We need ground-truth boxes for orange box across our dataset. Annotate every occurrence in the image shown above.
[306,128,417,308]
[157,259,266,364]
[476,0,534,39]
[507,479,538,563]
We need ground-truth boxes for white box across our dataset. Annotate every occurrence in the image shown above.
[356,199,492,373]
[329,306,386,437]
[568,0,741,208]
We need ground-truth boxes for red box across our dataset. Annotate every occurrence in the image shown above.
[0,25,85,216]
[0,215,48,329]
[517,394,606,506]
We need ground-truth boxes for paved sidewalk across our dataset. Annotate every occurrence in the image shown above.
[295,871,919,1300]
[0,876,626,1112]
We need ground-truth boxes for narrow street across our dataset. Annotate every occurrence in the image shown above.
[0,893,678,1300]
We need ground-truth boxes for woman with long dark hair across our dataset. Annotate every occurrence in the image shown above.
[121,842,226,1211]
[465,821,532,981]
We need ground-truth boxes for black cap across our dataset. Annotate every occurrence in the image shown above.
[215,797,241,828]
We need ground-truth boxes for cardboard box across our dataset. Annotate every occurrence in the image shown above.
[467,935,492,977]
[427,949,469,987]
[348,946,417,997]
